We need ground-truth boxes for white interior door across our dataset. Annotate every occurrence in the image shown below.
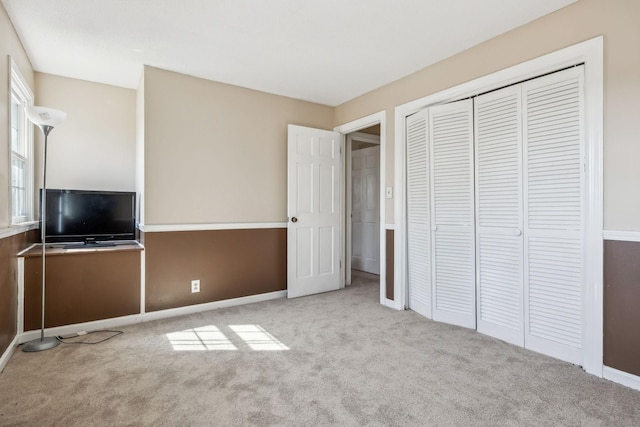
[287,125,342,299]
[406,109,432,318]
[429,99,476,329]
[351,145,380,274]
[475,85,524,346]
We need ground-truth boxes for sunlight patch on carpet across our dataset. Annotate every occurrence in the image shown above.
[166,324,289,351]
[166,325,237,351]
[229,325,290,351]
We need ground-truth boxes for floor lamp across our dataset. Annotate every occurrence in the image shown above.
[22,106,67,353]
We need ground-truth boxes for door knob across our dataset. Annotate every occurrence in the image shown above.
[291,217,298,223]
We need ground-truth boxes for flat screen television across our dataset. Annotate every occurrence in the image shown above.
[41,189,136,245]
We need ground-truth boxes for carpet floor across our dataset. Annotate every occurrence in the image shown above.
[1,271,639,426]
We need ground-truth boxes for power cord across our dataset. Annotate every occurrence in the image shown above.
[56,330,123,345]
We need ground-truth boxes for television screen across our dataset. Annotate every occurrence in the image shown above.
[42,189,136,244]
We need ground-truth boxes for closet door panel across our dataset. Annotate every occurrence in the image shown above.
[475,86,524,346]
[523,66,584,365]
[429,99,476,329]
[406,110,431,318]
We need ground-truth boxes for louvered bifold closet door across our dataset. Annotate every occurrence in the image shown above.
[429,99,476,329]
[475,86,524,346]
[523,66,585,365]
[406,109,432,318]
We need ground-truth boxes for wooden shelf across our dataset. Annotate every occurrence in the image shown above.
[19,241,143,257]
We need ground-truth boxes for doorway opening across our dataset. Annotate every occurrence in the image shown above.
[345,127,380,285]
[334,111,389,307]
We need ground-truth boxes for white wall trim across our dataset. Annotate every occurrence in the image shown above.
[139,222,287,232]
[17,290,287,344]
[142,290,287,322]
[0,222,38,240]
[17,243,37,257]
[334,111,385,135]
[603,366,640,392]
[581,36,604,377]
[350,132,381,145]
[385,224,395,230]
[0,335,19,373]
[383,297,402,310]
[140,250,146,314]
[603,230,640,242]
[19,314,144,344]
[394,36,604,375]
[345,135,353,285]
[17,258,24,334]
[334,110,387,306]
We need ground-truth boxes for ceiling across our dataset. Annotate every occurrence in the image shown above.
[2,0,576,106]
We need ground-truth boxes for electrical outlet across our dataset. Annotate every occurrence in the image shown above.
[191,279,200,293]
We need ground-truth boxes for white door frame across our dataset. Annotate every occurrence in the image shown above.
[394,36,603,376]
[346,132,381,285]
[335,111,389,307]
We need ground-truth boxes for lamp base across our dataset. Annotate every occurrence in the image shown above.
[22,336,60,352]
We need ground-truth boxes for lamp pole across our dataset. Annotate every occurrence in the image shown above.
[22,107,66,352]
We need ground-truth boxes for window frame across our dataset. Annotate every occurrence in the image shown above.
[9,57,35,225]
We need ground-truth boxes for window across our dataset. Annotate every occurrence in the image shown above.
[9,58,34,225]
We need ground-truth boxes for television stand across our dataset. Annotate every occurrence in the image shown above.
[63,242,116,249]
[19,242,143,330]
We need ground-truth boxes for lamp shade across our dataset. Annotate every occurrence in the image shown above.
[25,106,67,127]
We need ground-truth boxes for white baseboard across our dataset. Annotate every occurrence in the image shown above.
[19,314,144,344]
[17,290,288,345]
[603,366,640,391]
[383,297,402,311]
[0,335,20,373]
[143,290,287,322]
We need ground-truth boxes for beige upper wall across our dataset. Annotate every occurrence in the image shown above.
[35,73,136,193]
[335,0,640,230]
[0,3,34,229]
[143,66,334,225]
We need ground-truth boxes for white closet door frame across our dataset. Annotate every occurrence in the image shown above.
[394,37,603,376]
[429,99,476,329]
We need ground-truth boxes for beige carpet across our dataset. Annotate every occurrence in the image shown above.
[1,271,639,426]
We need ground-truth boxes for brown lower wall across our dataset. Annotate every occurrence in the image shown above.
[386,229,394,301]
[0,230,37,354]
[144,228,287,312]
[604,240,640,377]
